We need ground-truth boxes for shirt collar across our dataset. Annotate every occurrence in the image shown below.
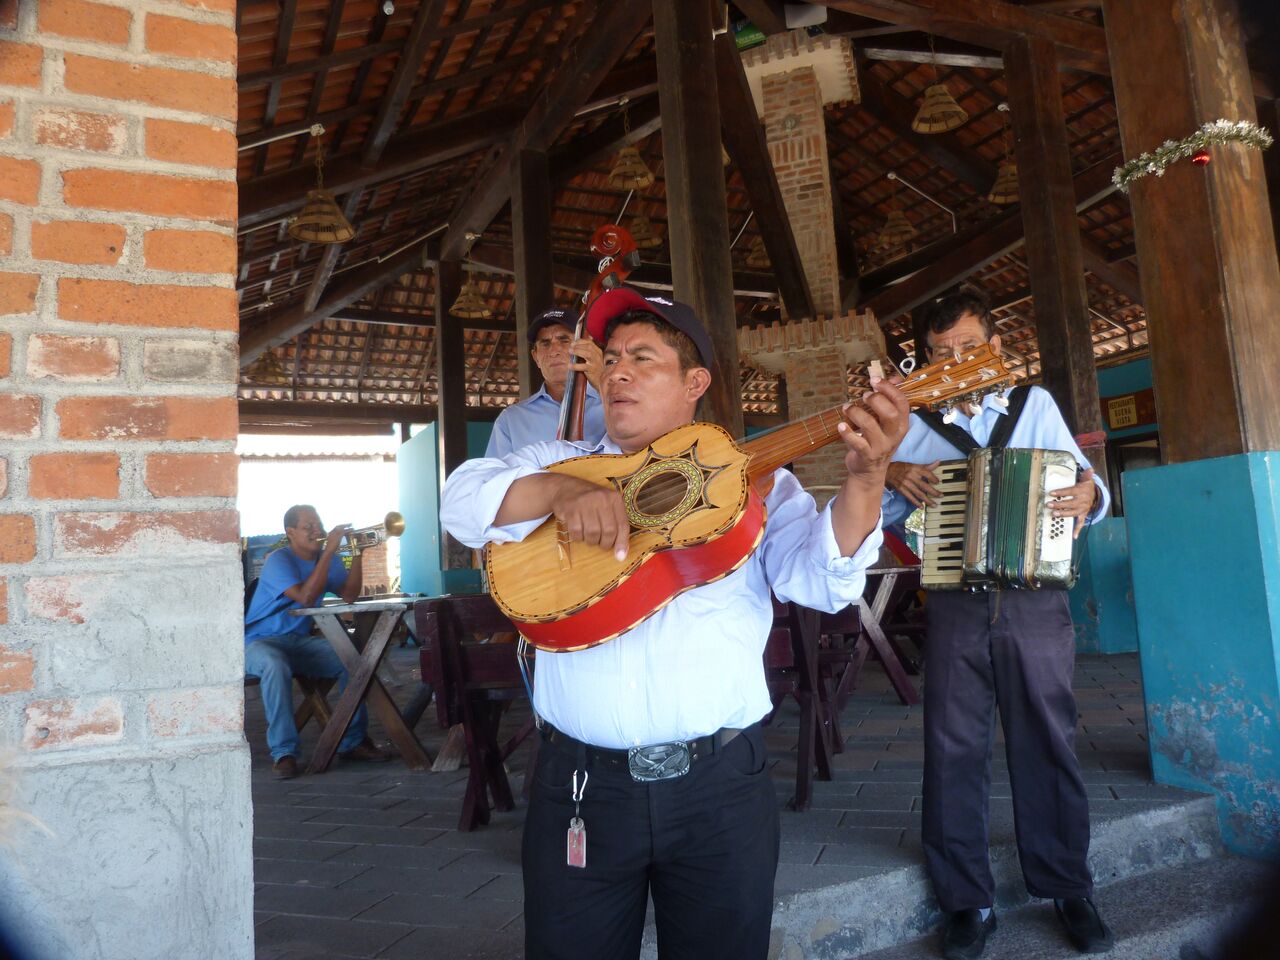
[530,381,599,405]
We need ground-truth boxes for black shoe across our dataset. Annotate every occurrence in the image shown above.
[941,908,996,960]
[1054,897,1115,953]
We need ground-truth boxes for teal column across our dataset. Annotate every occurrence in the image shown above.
[1125,453,1280,857]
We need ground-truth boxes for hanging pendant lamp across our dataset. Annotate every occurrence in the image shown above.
[912,83,968,134]
[288,126,356,244]
[450,273,492,319]
[911,37,968,135]
[987,161,1019,205]
[745,235,770,270]
[629,213,663,250]
[245,350,290,386]
[876,209,917,249]
[608,98,655,190]
[987,103,1019,205]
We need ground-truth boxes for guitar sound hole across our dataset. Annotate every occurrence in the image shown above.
[634,470,691,519]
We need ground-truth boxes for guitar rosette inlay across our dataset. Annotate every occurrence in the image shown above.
[622,457,705,530]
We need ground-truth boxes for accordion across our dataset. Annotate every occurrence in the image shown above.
[920,448,1080,591]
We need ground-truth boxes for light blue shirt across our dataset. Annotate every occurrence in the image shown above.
[441,436,883,749]
[882,385,1110,527]
[484,383,606,458]
[245,547,348,642]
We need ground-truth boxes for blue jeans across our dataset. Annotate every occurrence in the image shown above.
[245,633,367,761]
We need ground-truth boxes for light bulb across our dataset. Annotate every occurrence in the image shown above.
[381,1,395,15]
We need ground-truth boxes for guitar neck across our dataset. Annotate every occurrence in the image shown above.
[740,405,852,481]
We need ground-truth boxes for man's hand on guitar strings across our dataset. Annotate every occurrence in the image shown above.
[569,337,606,392]
[550,473,632,561]
[837,379,910,482]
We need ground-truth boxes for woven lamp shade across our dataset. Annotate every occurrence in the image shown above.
[876,209,918,249]
[609,145,655,189]
[288,189,356,244]
[745,236,770,270]
[987,161,1019,205]
[449,276,492,319]
[629,213,663,250]
[245,350,290,386]
[911,84,968,134]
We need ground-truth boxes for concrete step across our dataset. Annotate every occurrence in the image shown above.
[640,794,1224,960]
[851,853,1275,960]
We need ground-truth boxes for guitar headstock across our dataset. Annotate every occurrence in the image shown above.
[895,343,1014,413]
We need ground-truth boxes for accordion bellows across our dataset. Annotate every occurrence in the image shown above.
[922,448,1080,590]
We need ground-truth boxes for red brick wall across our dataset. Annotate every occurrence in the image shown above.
[762,67,840,318]
[0,0,240,748]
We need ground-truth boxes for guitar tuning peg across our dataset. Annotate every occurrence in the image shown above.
[942,406,959,425]
[992,394,1010,408]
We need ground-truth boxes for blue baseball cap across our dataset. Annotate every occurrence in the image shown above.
[526,307,576,345]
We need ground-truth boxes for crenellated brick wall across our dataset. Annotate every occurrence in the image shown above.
[0,1,252,957]
[761,66,840,318]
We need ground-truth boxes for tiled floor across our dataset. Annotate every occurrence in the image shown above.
[250,647,1176,960]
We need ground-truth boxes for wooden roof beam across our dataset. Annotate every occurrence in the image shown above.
[239,238,432,366]
[733,0,789,35]
[714,32,815,319]
[813,1,1110,74]
[440,2,654,260]
[859,154,1119,322]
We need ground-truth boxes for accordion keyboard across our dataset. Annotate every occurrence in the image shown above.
[920,460,969,590]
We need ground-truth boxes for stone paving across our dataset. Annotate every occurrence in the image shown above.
[249,647,1191,960]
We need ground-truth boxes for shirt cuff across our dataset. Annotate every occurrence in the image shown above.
[814,504,885,575]
[473,465,556,544]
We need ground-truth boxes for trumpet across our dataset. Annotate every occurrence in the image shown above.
[315,512,405,553]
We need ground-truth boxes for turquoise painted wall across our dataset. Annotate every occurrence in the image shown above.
[1125,452,1280,858]
[1069,517,1139,653]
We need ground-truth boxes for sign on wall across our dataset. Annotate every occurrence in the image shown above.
[1101,387,1157,431]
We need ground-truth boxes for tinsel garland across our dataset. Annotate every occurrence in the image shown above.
[1112,119,1273,192]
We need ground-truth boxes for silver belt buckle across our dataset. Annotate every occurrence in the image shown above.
[627,741,691,782]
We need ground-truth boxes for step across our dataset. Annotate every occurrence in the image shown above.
[639,794,1222,960]
[852,852,1273,960]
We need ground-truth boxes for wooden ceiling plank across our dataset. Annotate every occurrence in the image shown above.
[240,40,397,92]
[255,0,299,178]
[814,0,1110,74]
[289,0,350,168]
[240,238,433,365]
[364,0,448,166]
[733,0,789,35]
[714,32,815,319]
[440,2,653,260]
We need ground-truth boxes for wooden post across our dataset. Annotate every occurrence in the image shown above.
[1004,34,1107,477]
[511,148,553,397]
[435,259,470,569]
[1102,0,1280,462]
[653,0,743,438]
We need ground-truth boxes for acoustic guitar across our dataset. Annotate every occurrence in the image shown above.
[487,345,1013,652]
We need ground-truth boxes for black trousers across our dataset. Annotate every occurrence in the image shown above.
[922,590,1094,912]
[522,723,779,960]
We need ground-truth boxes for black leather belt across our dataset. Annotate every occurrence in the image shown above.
[542,724,743,782]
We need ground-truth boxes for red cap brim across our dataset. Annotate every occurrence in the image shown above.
[583,287,658,344]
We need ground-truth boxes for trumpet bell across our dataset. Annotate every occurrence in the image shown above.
[383,511,405,538]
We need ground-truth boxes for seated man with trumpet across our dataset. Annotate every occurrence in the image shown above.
[441,287,909,960]
[244,504,391,779]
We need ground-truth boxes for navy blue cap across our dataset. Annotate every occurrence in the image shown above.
[583,286,715,369]
[526,307,575,345]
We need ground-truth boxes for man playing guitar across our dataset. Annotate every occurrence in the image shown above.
[441,286,909,960]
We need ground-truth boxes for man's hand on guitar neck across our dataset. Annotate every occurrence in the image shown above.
[831,379,911,556]
[495,472,631,561]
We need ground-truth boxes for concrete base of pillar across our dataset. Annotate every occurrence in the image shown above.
[0,741,254,960]
[1125,452,1280,859]
[1069,516,1139,654]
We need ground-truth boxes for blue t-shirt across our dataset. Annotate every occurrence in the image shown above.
[245,547,349,642]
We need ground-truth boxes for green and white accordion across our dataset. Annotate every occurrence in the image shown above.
[920,448,1080,591]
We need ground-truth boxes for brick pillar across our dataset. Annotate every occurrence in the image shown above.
[0,2,251,958]
[740,312,885,508]
[761,66,839,318]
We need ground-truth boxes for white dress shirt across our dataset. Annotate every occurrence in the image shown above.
[882,385,1110,527]
[441,436,883,749]
[483,383,606,459]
